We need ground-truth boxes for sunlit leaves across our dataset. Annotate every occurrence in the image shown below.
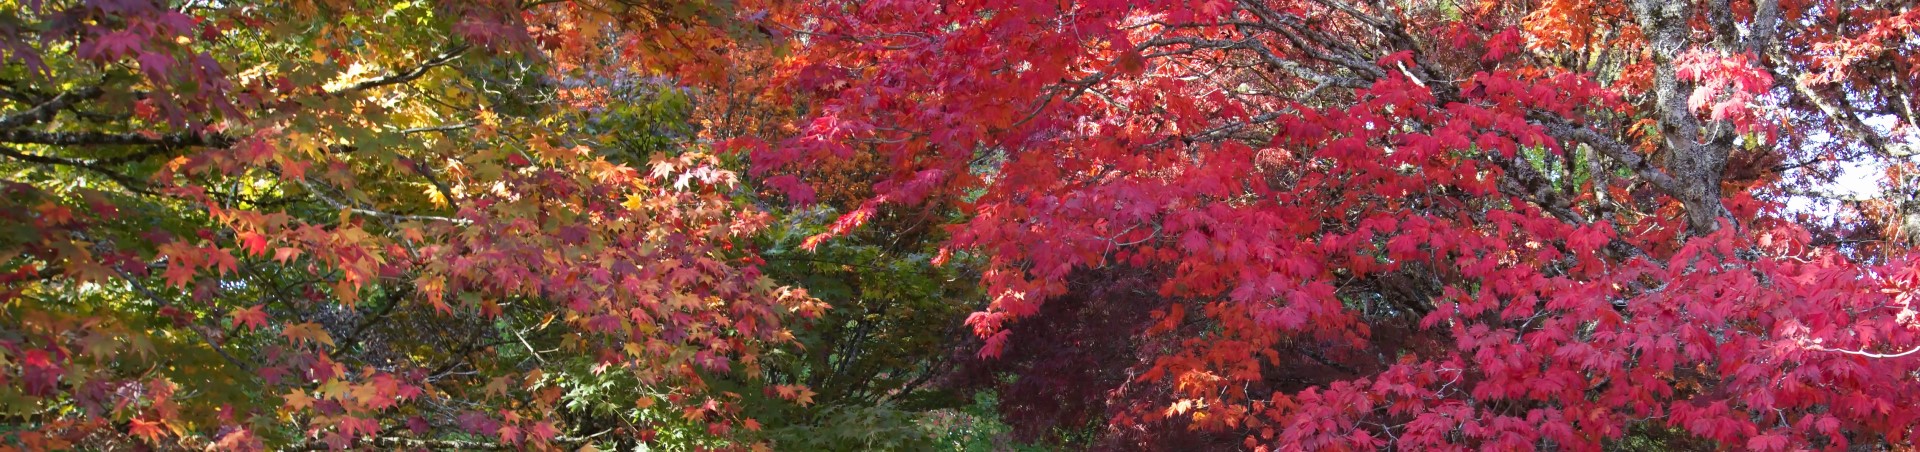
[0,0,817,447]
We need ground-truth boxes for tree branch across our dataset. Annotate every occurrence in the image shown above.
[0,144,163,195]
[1811,344,1920,359]
[1530,116,1687,196]
[0,129,233,148]
[0,86,103,130]
[324,45,471,98]
[293,178,469,225]
[1777,63,1916,158]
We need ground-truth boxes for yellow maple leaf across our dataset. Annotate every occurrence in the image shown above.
[282,322,335,348]
[318,379,350,400]
[622,194,646,212]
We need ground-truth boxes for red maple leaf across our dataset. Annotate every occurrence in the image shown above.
[497,424,521,444]
[237,231,269,257]
[161,262,198,288]
[229,305,268,332]
[526,421,558,443]
[272,247,301,263]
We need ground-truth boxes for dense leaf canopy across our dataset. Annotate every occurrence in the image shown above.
[2,0,1919,450]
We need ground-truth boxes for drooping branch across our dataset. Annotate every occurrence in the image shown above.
[1234,0,1389,79]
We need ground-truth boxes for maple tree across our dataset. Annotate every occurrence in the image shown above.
[10,0,1920,450]
[0,0,823,450]
[759,0,1920,449]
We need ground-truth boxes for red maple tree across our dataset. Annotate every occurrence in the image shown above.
[761,0,1920,449]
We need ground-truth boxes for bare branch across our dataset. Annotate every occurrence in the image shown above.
[1812,344,1920,359]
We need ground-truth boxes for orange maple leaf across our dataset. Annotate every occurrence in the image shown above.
[127,418,167,443]
[281,322,334,347]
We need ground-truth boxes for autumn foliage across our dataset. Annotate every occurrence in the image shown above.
[1,0,817,449]
[4,0,1920,450]
[761,0,1920,449]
